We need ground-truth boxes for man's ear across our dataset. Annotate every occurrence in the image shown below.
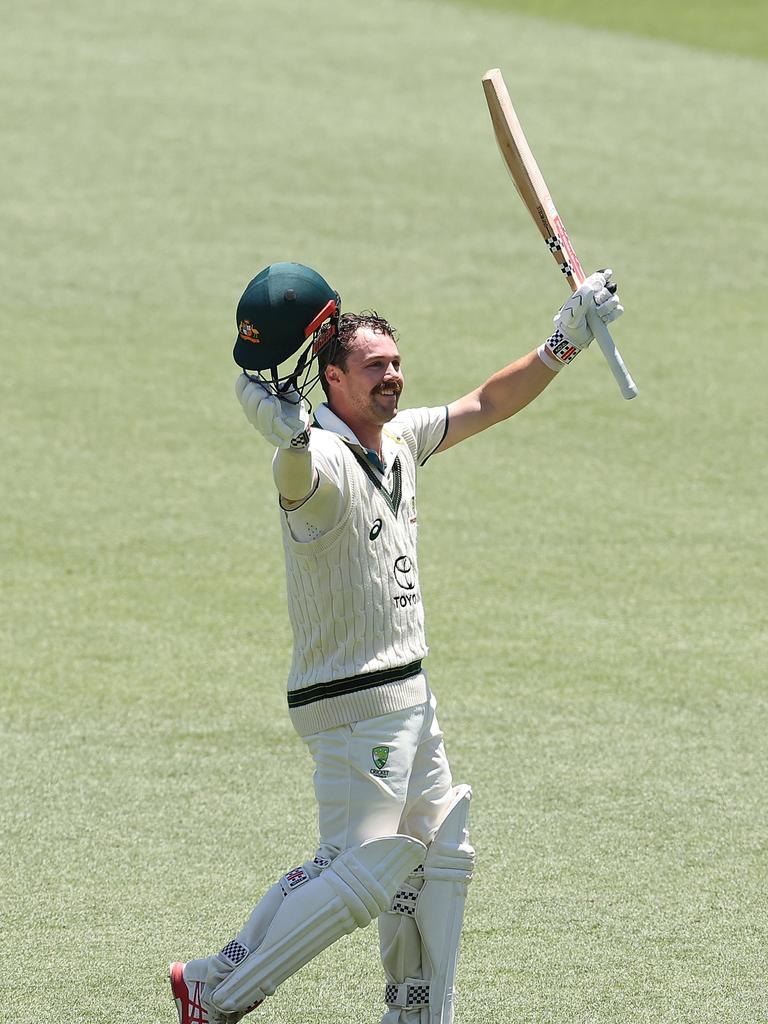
[325,365,342,386]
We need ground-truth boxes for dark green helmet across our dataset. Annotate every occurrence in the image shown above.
[233,262,340,395]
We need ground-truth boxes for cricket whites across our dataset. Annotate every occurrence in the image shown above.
[482,68,638,400]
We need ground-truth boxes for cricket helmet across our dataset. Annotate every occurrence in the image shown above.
[233,262,340,396]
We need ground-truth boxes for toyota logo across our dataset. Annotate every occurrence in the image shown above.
[393,555,415,590]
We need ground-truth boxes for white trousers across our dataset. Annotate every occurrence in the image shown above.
[186,692,456,1022]
[304,691,456,858]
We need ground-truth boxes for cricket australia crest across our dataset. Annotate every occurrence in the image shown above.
[371,745,391,778]
[238,319,261,343]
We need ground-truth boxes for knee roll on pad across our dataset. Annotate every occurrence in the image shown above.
[211,834,426,1015]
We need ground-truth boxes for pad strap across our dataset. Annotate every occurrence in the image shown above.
[390,881,420,916]
[280,865,311,895]
[385,978,431,1008]
[211,835,426,1015]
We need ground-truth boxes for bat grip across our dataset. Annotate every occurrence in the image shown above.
[586,309,638,400]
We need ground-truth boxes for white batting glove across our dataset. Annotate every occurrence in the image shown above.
[539,270,624,369]
[235,373,311,449]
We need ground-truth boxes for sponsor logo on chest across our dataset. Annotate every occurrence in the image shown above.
[392,554,421,608]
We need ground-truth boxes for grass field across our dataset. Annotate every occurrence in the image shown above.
[2,1,766,1022]
[451,0,768,61]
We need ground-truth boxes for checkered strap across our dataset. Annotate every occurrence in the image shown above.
[538,328,579,370]
[390,881,420,916]
[385,978,431,1009]
[219,939,250,966]
[217,943,264,1013]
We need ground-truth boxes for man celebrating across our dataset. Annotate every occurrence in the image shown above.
[170,262,623,1024]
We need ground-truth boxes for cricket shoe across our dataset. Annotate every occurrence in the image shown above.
[170,961,263,1024]
[170,962,209,1024]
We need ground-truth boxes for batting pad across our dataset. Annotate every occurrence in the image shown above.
[211,834,426,1015]
[417,784,474,1023]
[381,784,474,1024]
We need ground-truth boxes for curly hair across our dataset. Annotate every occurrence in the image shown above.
[316,311,398,397]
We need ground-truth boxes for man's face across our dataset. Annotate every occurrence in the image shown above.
[328,327,404,426]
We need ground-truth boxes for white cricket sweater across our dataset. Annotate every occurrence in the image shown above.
[281,404,448,736]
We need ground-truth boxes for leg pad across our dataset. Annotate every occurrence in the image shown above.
[212,834,426,1015]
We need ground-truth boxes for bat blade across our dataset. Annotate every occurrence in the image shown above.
[482,68,637,400]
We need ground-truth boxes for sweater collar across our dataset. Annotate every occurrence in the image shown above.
[314,403,391,474]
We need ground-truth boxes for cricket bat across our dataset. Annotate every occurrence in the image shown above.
[482,68,638,400]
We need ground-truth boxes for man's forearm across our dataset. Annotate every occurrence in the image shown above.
[272,448,316,503]
[478,348,558,424]
[440,348,558,452]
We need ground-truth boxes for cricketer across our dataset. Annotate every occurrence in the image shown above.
[169,261,624,1024]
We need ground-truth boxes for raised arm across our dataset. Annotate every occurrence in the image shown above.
[437,270,623,453]
[235,374,316,503]
[440,348,556,452]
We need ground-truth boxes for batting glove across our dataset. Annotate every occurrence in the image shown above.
[540,270,624,369]
[235,373,311,449]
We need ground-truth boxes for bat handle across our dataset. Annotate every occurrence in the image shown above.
[586,309,638,400]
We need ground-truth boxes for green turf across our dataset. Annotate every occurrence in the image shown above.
[448,0,768,61]
[2,1,766,1022]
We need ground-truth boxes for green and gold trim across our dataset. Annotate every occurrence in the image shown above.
[352,451,402,517]
[287,659,423,708]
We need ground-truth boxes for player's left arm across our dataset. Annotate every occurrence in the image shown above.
[436,271,623,453]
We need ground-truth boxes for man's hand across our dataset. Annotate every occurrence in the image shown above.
[235,374,311,449]
[538,269,624,370]
[554,269,624,349]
